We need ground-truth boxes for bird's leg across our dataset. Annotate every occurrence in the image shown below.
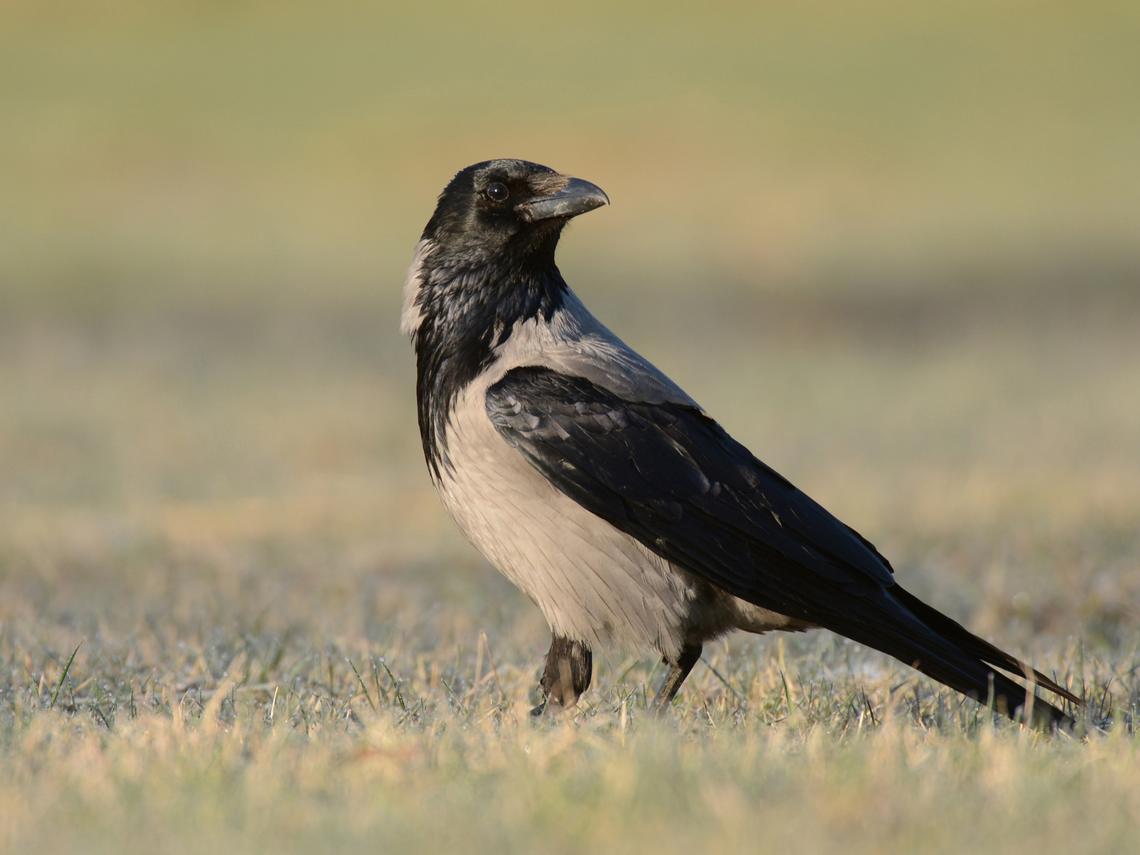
[531,635,593,716]
[651,642,703,712]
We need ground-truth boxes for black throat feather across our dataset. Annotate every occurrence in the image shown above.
[413,249,567,479]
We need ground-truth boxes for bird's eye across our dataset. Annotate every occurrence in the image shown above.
[485,182,509,203]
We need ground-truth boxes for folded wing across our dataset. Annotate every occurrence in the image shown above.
[486,365,1079,725]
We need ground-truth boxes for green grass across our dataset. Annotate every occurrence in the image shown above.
[3,297,1138,854]
[2,1,1139,852]
[0,584,1137,854]
[3,0,1138,313]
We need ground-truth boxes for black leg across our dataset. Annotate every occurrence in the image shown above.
[531,635,593,716]
[651,642,703,712]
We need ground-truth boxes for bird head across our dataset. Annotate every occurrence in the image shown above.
[404,160,608,473]
[421,159,609,271]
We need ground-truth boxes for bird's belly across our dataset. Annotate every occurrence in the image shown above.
[726,599,813,635]
[433,383,705,659]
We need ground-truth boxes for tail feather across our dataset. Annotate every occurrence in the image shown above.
[823,585,1082,729]
[889,586,1081,705]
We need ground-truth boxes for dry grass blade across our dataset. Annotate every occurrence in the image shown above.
[199,653,247,734]
[48,641,83,711]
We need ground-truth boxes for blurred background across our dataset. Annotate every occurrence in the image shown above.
[2,0,1138,658]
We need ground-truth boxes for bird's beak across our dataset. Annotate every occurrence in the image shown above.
[518,176,610,222]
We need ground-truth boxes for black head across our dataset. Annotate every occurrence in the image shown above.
[422,159,609,272]
[407,159,608,478]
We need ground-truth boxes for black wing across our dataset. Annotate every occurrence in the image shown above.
[486,366,1079,725]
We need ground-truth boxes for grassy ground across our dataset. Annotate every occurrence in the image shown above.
[2,1,1139,853]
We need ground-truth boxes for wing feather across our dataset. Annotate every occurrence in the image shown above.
[486,365,1080,722]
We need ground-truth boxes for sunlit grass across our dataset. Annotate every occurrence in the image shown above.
[1,607,1137,855]
[3,301,1138,852]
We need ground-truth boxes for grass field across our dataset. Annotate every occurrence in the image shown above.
[2,1,1139,852]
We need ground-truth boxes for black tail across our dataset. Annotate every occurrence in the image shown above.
[829,585,1082,729]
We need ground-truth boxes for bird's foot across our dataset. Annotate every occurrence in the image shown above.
[533,635,593,717]
[650,642,703,714]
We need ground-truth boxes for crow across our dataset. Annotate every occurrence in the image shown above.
[401,158,1080,728]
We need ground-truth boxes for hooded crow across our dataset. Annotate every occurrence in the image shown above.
[402,158,1081,727]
